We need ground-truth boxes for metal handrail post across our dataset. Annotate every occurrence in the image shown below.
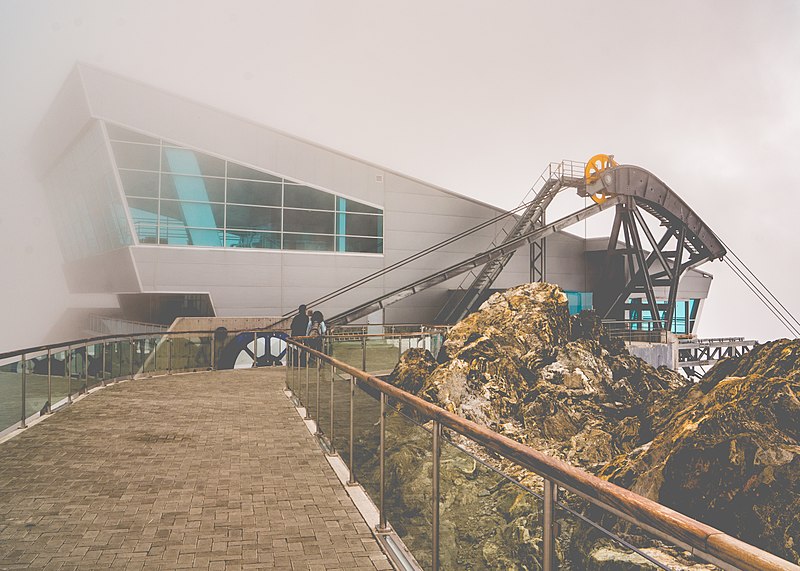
[168,337,173,375]
[284,345,290,391]
[347,374,356,485]
[361,336,367,371]
[315,360,321,434]
[329,366,336,455]
[83,342,88,393]
[543,479,557,571]
[432,420,441,571]
[20,354,27,429]
[304,355,311,420]
[211,335,216,370]
[67,346,72,404]
[253,331,257,367]
[129,337,134,379]
[101,342,107,387]
[378,392,388,532]
[398,335,402,362]
[47,348,52,413]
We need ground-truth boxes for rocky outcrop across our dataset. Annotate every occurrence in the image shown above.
[601,341,800,563]
[383,283,800,566]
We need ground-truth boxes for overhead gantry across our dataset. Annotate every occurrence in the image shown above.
[316,156,726,331]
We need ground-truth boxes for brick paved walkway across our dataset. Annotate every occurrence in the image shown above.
[0,369,392,570]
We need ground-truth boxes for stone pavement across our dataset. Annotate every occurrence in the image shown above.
[0,369,393,570]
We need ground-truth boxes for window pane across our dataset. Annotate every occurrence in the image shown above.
[225,230,281,249]
[106,123,159,144]
[341,198,381,215]
[162,147,226,177]
[227,179,281,207]
[338,212,382,237]
[111,141,160,171]
[283,233,334,251]
[227,162,281,183]
[119,170,159,198]
[127,197,159,222]
[226,205,281,231]
[284,184,335,210]
[134,224,159,244]
[284,208,335,234]
[161,174,225,203]
[159,200,224,230]
[338,237,383,254]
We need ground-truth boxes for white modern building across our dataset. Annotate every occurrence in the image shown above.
[33,64,714,334]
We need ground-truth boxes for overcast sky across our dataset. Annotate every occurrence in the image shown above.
[1,0,799,351]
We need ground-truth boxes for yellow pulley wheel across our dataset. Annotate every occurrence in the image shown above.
[584,153,618,204]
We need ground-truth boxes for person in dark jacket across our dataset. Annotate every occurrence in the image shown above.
[290,305,309,337]
[290,304,310,366]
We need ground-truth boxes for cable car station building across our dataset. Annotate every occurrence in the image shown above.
[34,64,716,338]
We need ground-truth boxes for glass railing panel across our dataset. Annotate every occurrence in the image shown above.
[331,369,353,466]
[438,436,543,570]
[170,334,212,372]
[314,361,332,446]
[68,346,86,396]
[50,349,70,408]
[352,379,381,500]
[365,337,401,373]
[23,351,51,419]
[384,403,433,570]
[328,337,364,369]
[0,358,23,432]
[86,343,104,389]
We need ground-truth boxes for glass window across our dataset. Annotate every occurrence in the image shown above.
[225,230,281,249]
[119,170,159,198]
[134,224,159,244]
[161,174,225,203]
[106,124,159,145]
[162,146,226,177]
[338,212,382,237]
[226,162,281,183]
[127,197,159,221]
[226,179,281,207]
[159,200,224,231]
[338,237,383,254]
[111,141,160,171]
[284,184,335,210]
[341,198,381,215]
[226,204,281,231]
[283,208,335,234]
[283,233,334,251]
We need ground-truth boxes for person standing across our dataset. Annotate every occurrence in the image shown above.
[290,304,310,366]
[306,310,327,361]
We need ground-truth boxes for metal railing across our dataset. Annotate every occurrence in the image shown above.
[284,338,799,571]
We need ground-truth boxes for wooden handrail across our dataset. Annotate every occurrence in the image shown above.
[289,338,800,571]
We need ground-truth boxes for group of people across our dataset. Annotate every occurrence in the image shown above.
[290,304,327,338]
[290,304,326,362]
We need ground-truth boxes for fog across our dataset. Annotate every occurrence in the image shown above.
[1,0,799,352]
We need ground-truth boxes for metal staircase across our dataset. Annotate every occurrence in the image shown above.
[434,160,586,324]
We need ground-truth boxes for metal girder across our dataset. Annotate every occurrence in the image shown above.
[330,196,623,325]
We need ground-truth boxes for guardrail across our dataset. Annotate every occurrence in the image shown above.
[284,338,799,571]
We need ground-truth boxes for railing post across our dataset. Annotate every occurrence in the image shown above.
[304,354,311,420]
[211,335,216,370]
[329,366,336,455]
[168,336,173,375]
[129,337,134,380]
[543,478,557,571]
[347,374,356,486]
[83,342,88,393]
[101,342,107,387]
[253,331,257,367]
[284,344,290,391]
[432,420,441,571]
[315,360,321,434]
[378,392,389,532]
[67,346,72,404]
[361,335,366,371]
[47,348,52,414]
[20,354,27,429]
